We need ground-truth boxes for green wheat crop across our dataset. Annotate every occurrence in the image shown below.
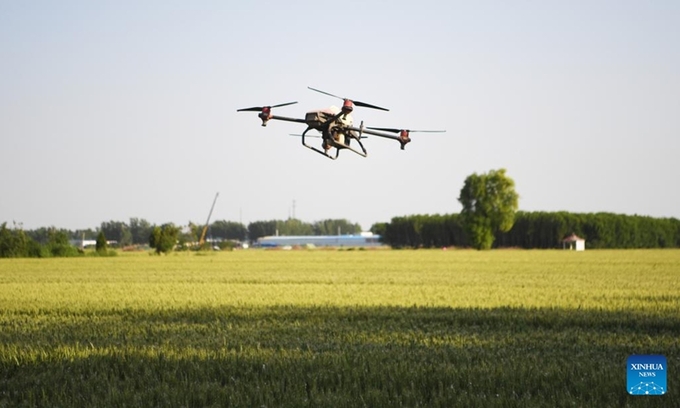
[0,249,678,407]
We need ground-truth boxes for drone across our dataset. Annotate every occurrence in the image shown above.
[237,87,445,160]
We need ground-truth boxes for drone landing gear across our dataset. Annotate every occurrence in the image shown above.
[336,135,368,158]
[301,128,339,160]
[300,128,368,160]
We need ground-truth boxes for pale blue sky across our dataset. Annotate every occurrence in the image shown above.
[1,1,678,231]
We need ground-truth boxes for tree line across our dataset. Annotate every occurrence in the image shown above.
[376,168,680,250]
[377,211,680,249]
[4,211,679,257]
[0,223,81,258]
[0,218,363,258]
[4,169,677,255]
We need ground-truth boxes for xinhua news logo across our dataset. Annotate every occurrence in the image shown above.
[627,355,667,396]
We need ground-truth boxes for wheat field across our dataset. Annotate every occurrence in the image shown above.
[1,249,678,407]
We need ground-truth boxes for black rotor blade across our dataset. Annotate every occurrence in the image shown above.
[366,127,399,133]
[236,101,297,112]
[308,87,389,111]
[307,87,343,100]
[353,100,389,112]
[271,101,298,108]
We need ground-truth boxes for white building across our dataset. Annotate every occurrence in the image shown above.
[562,233,585,251]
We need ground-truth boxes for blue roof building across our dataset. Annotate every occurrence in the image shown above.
[257,234,382,248]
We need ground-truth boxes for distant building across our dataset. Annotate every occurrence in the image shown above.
[562,233,585,251]
[257,233,382,248]
[69,239,118,249]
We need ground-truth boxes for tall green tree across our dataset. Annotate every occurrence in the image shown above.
[312,219,361,235]
[149,224,180,254]
[369,222,388,238]
[458,168,519,250]
[276,219,314,236]
[129,218,153,245]
[211,220,248,241]
[46,227,80,257]
[247,220,277,242]
[96,231,108,254]
[0,222,33,257]
[100,220,132,247]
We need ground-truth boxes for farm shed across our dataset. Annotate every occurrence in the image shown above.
[562,233,585,251]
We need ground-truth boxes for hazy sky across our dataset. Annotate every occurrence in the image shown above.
[1,1,678,231]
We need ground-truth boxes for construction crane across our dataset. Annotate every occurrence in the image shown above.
[199,192,219,247]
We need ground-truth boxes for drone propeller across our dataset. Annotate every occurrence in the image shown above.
[237,101,298,126]
[236,101,298,112]
[307,87,389,112]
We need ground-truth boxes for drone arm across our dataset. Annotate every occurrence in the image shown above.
[269,116,308,125]
[346,126,400,141]
[346,125,410,150]
[254,114,306,127]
